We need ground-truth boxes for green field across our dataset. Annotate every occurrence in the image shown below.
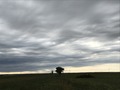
[0,72,120,90]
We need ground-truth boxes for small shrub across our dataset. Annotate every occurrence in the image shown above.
[76,74,94,78]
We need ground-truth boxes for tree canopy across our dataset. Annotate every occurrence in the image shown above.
[55,67,64,75]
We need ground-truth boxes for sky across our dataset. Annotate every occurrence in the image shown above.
[0,0,120,74]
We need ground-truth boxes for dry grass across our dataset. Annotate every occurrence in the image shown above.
[0,72,120,90]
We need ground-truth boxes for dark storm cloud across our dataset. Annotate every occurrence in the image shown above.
[0,1,38,30]
[0,0,120,72]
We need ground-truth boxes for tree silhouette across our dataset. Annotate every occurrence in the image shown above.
[51,70,53,74]
[55,67,64,75]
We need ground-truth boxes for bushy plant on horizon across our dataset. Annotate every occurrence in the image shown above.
[55,67,64,75]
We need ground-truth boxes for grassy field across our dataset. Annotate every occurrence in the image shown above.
[0,72,120,90]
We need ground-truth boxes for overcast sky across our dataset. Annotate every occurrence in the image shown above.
[0,0,120,74]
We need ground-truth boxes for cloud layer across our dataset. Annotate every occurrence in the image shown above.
[0,0,120,73]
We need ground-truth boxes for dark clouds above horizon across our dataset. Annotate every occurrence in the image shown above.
[0,0,120,72]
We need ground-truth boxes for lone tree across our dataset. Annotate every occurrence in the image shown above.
[55,67,64,75]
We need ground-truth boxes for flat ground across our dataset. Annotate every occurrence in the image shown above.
[0,72,120,90]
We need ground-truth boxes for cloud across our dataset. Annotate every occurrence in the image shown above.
[0,0,120,73]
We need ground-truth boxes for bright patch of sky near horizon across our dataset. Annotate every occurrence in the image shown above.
[0,0,120,74]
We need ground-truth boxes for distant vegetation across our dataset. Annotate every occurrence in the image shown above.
[55,67,64,75]
[0,72,120,90]
[76,73,94,78]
